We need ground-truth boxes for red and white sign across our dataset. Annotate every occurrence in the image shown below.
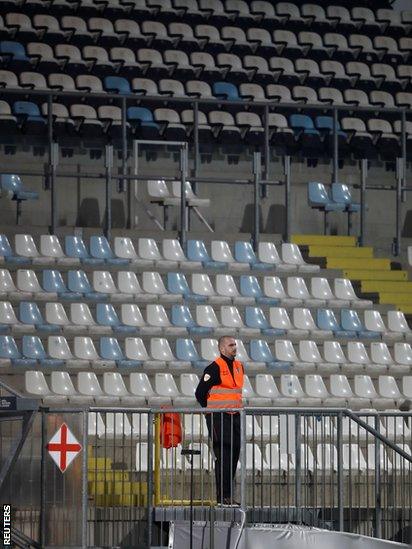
[46,423,82,473]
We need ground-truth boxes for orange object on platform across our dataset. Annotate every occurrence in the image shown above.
[161,412,182,449]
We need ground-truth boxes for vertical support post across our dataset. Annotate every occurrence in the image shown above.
[129,139,139,229]
[193,101,199,188]
[46,94,53,191]
[402,110,407,204]
[105,145,113,240]
[40,410,47,548]
[252,151,261,252]
[337,412,344,531]
[284,155,291,242]
[179,143,188,252]
[240,409,246,513]
[120,96,127,194]
[294,413,301,522]
[393,157,402,257]
[147,411,154,549]
[360,159,367,246]
[262,104,270,198]
[374,415,382,539]
[81,410,88,549]
[333,108,339,184]
[50,142,59,235]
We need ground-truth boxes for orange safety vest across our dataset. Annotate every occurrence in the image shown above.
[206,356,244,410]
[161,412,182,449]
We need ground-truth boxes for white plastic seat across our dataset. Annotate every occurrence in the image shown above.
[290,444,316,472]
[294,308,331,339]
[93,271,119,295]
[121,303,146,330]
[161,447,184,471]
[45,302,74,332]
[394,342,412,366]
[305,374,330,403]
[88,412,105,437]
[378,376,402,406]
[287,276,325,307]
[316,443,338,471]
[216,274,253,305]
[135,443,149,472]
[103,372,129,399]
[221,305,258,336]
[155,373,180,403]
[162,239,201,270]
[105,412,132,438]
[142,272,177,303]
[275,339,312,371]
[15,234,50,265]
[71,303,105,334]
[77,372,106,401]
[151,338,184,370]
[242,373,257,403]
[281,243,319,273]
[387,311,412,340]
[264,277,302,306]
[211,241,249,271]
[200,338,218,361]
[364,310,397,341]
[25,370,51,397]
[264,443,289,471]
[138,237,177,269]
[245,443,268,472]
[354,375,381,408]
[329,374,354,404]
[114,237,149,266]
[0,269,21,299]
[255,374,285,405]
[402,376,412,399]
[370,342,397,373]
[270,307,308,337]
[0,301,20,328]
[73,336,101,362]
[347,341,371,372]
[323,341,347,365]
[50,371,77,398]
[343,444,367,472]
[171,180,210,208]
[196,305,223,333]
[311,277,346,307]
[334,278,372,308]
[280,374,306,404]
[299,340,335,373]
[146,304,185,336]
[47,335,72,361]
[178,373,199,403]
[192,274,228,304]
[17,269,49,299]
[129,372,156,403]
[184,414,208,442]
[366,443,392,472]
[40,235,75,265]
[117,271,152,303]
[384,410,411,441]
[258,242,295,272]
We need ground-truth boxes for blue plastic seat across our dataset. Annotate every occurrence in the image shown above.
[213,82,240,101]
[65,236,103,265]
[167,273,206,303]
[104,75,132,94]
[245,306,285,336]
[127,106,160,138]
[315,116,347,138]
[249,339,290,371]
[100,336,138,368]
[13,101,47,132]
[331,183,361,212]
[67,270,106,301]
[175,338,206,369]
[0,234,29,264]
[0,174,39,202]
[240,275,278,306]
[290,114,320,136]
[0,41,30,68]
[89,236,129,266]
[187,240,225,270]
[0,335,24,363]
[96,303,136,334]
[42,269,79,300]
[341,309,379,339]
[234,241,272,271]
[308,182,345,211]
[19,302,58,333]
[171,305,212,335]
[22,335,64,367]
[316,309,353,338]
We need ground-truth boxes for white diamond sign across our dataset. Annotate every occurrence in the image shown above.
[46,423,82,473]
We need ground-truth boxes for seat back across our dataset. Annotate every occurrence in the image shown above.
[19,301,43,325]
[100,337,124,360]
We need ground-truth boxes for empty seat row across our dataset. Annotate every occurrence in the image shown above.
[24,367,412,410]
[0,230,316,271]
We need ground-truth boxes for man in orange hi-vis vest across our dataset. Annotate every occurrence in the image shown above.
[195,335,244,505]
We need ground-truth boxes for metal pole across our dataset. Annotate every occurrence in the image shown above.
[147,411,154,549]
[360,159,367,246]
[40,410,47,548]
[284,156,291,242]
[240,409,246,513]
[262,104,270,198]
[81,410,88,549]
[374,415,382,539]
[179,143,188,252]
[393,157,402,256]
[121,96,127,194]
[46,94,53,191]
[193,101,199,187]
[294,413,301,522]
[105,145,113,240]
[402,110,407,204]
[49,142,58,235]
[252,151,261,252]
[337,412,344,531]
[129,139,139,229]
[333,108,339,184]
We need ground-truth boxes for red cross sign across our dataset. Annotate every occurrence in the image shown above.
[46,423,82,473]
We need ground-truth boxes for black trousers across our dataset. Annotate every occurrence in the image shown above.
[206,412,240,502]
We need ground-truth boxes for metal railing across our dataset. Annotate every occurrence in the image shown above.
[1,405,411,548]
[0,88,410,254]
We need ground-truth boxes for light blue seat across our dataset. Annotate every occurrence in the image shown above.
[315,116,347,140]
[100,336,138,368]
[96,303,136,334]
[167,273,206,303]
[19,302,58,333]
[127,106,160,138]
[171,305,212,335]
[22,335,64,368]
[290,114,320,137]
[341,309,379,339]
[0,234,29,264]
[0,335,30,367]
[65,236,103,265]
[0,41,29,63]
[245,306,285,336]
[175,338,206,369]
[104,76,131,94]
[12,101,47,133]
[331,183,361,213]
[90,236,129,266]
[67,270,106,301]
[308,182,345,212]
[249,339,290,371]
[187,240,226,270]
[0,175,39,224]
[213,82,241,101]
[42,269,80,300]
[234,242,272,271]
[240,275,279,306]
[316,309,353,338]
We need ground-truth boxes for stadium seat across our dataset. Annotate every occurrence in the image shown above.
[187,239,225,270]
[246,306,284,336]
[90,236,129,266]
[334,279,372,309]
[22,334,64,368]
[17,269,48,299]
[234,241,271,271]
[142,272,176,303]
[211,241,249,271]
[65,236,102,265]
[258,242,295,272]
[96,303,136,334]
[45,303,74,335]
[162,239,202,269]
[168,273,204,303]
[19,301,57,333]
[281,243,319,272]
[316,309,353,338]
[264,277,301,306]
[341,309,379,339]
[117,272,151,303]
[171,305,211,335]
[215,274,253,305]
[287,276,325,307]
[239,275,278,306]
[175,338,205,369]
[25,370,51,397]
[0,175,38,223]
